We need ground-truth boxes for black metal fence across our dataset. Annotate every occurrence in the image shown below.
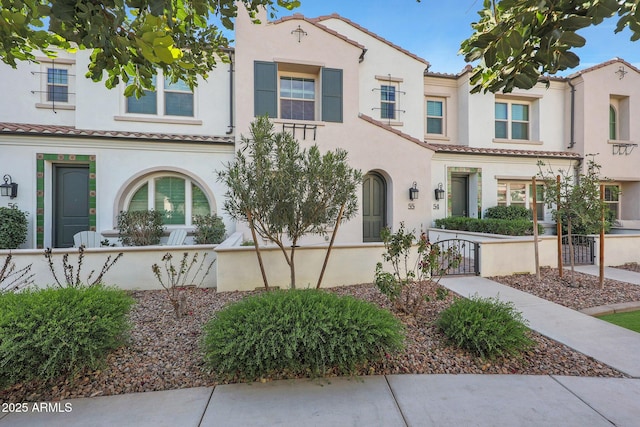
[561,235,595,265]
[431,239,480,276]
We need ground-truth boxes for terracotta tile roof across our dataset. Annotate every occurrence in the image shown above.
[311,14,430,66]
[0,122,234,144]
[567,57,640,79]
[426,142,582,159]
[358,114,434,150]
[271,14,365,51]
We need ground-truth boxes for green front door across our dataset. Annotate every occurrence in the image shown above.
[363,173,386,242]
[54,165,90,247]
[451,176,469,217]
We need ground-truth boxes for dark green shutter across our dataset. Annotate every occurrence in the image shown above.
[322,68,343,123]
[254,61,277,118]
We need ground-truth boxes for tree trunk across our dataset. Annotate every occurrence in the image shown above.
[316,204,345,289]
[289,243,297,289]
[567,216,576,286]
[247,211,270,289]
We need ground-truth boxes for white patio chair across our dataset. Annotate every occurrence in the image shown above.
[73,231,102,248]
[166,229,187,246]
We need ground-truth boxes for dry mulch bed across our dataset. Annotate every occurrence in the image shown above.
[1,274,631,404]
[489,266,640,311]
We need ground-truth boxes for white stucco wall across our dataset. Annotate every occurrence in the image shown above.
[317,17,428,140]
[0,51,76,126]
[0,135,235,249]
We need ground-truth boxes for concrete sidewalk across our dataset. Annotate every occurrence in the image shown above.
[3,269,640,426]
[2,375,640,427]
[575,265,640,285]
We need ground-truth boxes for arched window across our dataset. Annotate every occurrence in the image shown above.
[609,105,617,140]
[125,173,211,226]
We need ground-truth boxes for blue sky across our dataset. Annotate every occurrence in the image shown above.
[258,0,640,75]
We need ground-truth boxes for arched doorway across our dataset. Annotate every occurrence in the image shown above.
[362,172,386,242]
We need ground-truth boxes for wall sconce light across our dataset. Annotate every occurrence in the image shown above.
[434,183,445,201]
[409,181,419,200]
[0,175,18,199]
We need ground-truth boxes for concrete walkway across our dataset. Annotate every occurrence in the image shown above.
[3,269,640,426]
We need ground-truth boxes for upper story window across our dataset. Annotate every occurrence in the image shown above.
[380,85,397,120]
[47,69,69,102]
[126,173,211,226]
[609,105,617,140]
[254,61,343,123]
[495,101,529,140]
[497,181,544,221]
[126,73,194,117]
[609,95,629,141]
[426,99,444,135]
[35,60,75,110]
[280,76,315,120]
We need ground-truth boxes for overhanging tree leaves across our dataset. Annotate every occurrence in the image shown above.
[0,0,299,96]
[218,116,362,290]
[461,0,640,93]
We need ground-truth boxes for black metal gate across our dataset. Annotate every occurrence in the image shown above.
[431,239,480,276]
[561,235,595,265]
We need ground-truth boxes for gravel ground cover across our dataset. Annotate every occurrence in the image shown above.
[1,273,630,404]
[489,266,640,310]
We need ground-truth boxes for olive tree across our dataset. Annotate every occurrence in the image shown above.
[218,116,361,289]
[538,157,610,285]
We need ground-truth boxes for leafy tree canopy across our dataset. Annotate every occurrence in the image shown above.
[461,0,640,93]
[1,0,299,96]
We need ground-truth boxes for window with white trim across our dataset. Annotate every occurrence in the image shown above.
[280,76,315,121]
[495,101,529,140]
[497,181,544,220]
[126,73,194,117]
[47,69,69,102]
[604,184,620,220]
[380,84,397,120]
[126,173,211,226]
[426,98,445,135]
[36,61,75,109]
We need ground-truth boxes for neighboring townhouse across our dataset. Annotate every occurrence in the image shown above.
[0,50,235,249]
[567,59,640,227]
[234,10,434,244]
[424,69,581,230]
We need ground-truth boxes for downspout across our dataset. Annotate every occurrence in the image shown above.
[359,48,367,63]
[567,79,576,149]
[226,50,235,135]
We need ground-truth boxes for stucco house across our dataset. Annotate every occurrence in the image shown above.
[0,50,235,249]
[2,9,640,252]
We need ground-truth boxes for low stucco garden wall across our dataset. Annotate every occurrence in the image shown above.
[2,245,217,290]
[5,233,640,292]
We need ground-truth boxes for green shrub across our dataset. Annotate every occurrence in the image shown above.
[0,207,28,249]
[202,290,404,379]
[117,210,164,246]
[484,205,531,220]
[436,295,534,359]
[0,286,134,388]
[374,223,459,316]
[193,214,226,244]
[435,217,543,236]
